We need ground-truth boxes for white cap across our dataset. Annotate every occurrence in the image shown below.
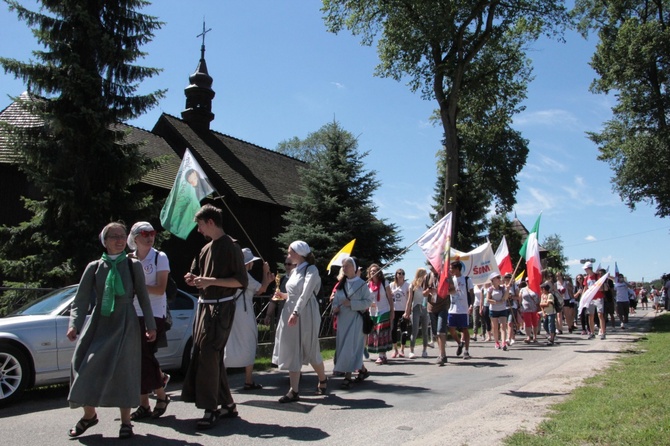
[583,261,593,270]
[488,272,501,281]
[289,240,311,257]
[242,248,261,265]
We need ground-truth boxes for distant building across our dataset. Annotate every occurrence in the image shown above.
[0,41,305,284]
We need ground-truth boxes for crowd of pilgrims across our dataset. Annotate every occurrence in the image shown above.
[64,212,658,438]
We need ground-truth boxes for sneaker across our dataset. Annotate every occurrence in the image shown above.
[463,351,471,360]
[162,373,171,389]
[421,350,428,358]
[581,330,587,335]
[409,352,417,359]
[495,342,501,350]
[545,340,554,346]
[509,339,515,346]
[620,323,625,329]
[456,342,464,357]
[472,335,478,342]
[502,342,508,351]
[427,342,435,349]
[375,357,383,365]
[391,351,399,359]
[600,334,606,340]
[436,356,446,366]
[588,333,595,339]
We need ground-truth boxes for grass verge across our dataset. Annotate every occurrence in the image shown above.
[504,313,670,446]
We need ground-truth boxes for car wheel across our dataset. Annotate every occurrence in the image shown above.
[180,338,193,376]
[0,344,30,406]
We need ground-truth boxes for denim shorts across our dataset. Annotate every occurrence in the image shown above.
[429,308,449,334]
[490,309,509,320]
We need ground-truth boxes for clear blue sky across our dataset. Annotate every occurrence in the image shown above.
[1,1,668,283]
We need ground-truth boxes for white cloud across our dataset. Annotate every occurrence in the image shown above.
[330,82,346,89]
[538,153,567,172]
[566,258,582,267]
[514,109,581,130]
[601,255,614,263]
[585,235,597,241]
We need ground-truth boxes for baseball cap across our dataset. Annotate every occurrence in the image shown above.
[582,261,593,270]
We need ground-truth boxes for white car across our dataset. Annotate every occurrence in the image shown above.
[0,285,196,406]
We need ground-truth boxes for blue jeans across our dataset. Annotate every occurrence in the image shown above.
[543,313,556,336]
[410,304,429,349]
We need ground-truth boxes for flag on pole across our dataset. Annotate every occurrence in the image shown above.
[494,236,513,276]
[519,213,542,259]
[160,148,214,239]
[417,213,452,298]
[524,216,543,296]
[578,272,610,315]
[615,262,619,278]
[326,239,356,274]
[515,270,525,284]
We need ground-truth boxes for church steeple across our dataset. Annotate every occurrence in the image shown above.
[182,21,215,131]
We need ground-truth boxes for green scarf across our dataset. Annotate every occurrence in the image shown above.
[100,252,127,317]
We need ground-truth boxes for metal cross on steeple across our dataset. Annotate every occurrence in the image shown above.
[197,19,212,59]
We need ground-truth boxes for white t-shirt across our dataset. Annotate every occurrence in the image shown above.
[133,248,170,319]
[369,281,391,316]
[473,285,483,307]
[449,275,473,314]
[390,281,409,311]
[614,281,630,303]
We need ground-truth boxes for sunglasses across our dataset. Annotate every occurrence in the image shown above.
[284,262,296,266]
[397,272,405,275]
[139,230,156,238]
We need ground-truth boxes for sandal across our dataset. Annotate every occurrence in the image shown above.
[278,389,300,403]
[221,403,239,419]
[340,378,352,389]
[243,382,263,391]
[119,423,133,439]
[316,379,328,395]
[151,395,171,419]
[354,368,370,382]
[130,405,152,421]
[68,414,98,438]
[196,409,221,430]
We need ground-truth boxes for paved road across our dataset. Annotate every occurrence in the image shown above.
[1,308,656,446]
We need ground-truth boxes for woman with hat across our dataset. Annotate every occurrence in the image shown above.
[66,222,156,439]
[126,222,172,421]
[224,248,274,390]
[272,240,328,403]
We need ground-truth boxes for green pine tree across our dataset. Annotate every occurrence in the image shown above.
[276,121,402,285]
[0,0,165,296]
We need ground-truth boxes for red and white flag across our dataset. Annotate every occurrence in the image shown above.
[417,212,452,298]
[495,236,513,276]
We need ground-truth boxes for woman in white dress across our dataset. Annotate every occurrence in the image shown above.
[224,248,273,390]
[332,257,373,388]
[271,240,328,403]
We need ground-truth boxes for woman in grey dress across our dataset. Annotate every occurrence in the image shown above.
[332,257,372,388]
[271,240,328,403]
[66,222,156,439]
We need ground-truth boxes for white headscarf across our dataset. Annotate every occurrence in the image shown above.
[126,221,154,251]
[289,240,311,257]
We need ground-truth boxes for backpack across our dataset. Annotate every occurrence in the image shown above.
[551,290,563,312]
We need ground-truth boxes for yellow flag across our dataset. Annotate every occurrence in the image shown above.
[326,239,356,274]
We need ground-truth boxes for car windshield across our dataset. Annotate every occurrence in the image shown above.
[10,286,78,316]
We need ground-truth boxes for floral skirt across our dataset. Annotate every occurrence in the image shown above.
[367,311,393,354]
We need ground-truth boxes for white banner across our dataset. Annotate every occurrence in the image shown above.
[450,242,500,285]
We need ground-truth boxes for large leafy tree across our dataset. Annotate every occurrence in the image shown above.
[322,0,567,236]
[0,0,165,292]
[276,121,402,285]
[573,0,670,217]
